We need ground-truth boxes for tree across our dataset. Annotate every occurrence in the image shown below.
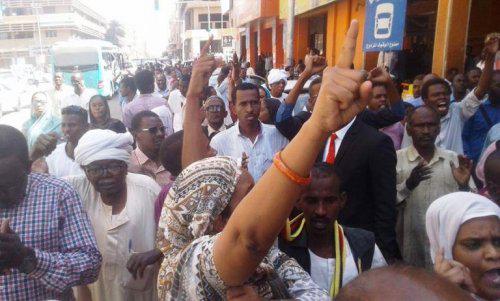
[105,20,125,46]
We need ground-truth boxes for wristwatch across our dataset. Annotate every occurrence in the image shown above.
[19,247,37,274]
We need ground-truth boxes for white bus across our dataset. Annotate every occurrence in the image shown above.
[50,40,124,96]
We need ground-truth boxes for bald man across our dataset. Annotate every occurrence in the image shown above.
[335,265,474,301]
[62,73,98,110]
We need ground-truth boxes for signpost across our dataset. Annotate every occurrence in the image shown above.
[363,0,407,52]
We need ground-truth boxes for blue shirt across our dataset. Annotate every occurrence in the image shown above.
[407,97,423,108]
[462,100,500,162]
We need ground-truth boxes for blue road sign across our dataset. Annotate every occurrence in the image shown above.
[363,0,407,52]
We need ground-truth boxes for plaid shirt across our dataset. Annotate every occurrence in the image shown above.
[0,173,101,300]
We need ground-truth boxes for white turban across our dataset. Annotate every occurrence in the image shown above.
[267,69,288,86]
[74,129,134,166]
[426,192,500,263]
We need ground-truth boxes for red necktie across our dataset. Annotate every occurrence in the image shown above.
[326,133,338,164]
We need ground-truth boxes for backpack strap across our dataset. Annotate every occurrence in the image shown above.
[343,227,376,272]
[479,104,493,128]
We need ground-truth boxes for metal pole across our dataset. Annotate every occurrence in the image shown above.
[286,0,295,67]
[33,0,43,63]
[207,2,211,31]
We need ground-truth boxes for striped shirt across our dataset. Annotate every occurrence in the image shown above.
[0,173,101,300]
[210,122,289,181]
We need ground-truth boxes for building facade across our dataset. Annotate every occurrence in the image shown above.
[0,0,107,68]
[170,0,238,61]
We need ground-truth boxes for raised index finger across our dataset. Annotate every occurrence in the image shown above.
[200,35,213,58]
[336,20,359,69]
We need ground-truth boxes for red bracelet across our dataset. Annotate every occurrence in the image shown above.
[273,152,311,186]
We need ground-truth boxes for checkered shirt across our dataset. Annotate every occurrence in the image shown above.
[0,173,101,300]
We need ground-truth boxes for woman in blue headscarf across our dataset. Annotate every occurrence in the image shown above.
[22,92,62,151]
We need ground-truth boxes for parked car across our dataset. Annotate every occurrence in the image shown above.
[0,83,22,117]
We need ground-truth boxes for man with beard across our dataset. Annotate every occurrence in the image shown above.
[396,106,474,268]
[67,129,161,301]
[210,82,288,182]
[30,105,88,177]
[279,163,387,296]
[462,67,500,163]
[129,110,171,186]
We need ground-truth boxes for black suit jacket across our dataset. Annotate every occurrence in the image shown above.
[327,118,401,261]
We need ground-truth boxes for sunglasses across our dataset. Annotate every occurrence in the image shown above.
[206,105,224,112]
[140,126,166,135]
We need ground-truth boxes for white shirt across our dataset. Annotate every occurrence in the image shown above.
[207,124,226,137]
[47,85,72,117]
[308,240,387,292]
[151,105,174,137]
[401,89,483,154]
[45,143,83,178]
[62,88,98,110]
[322,117,356,162]
[168,89,186,132]
[65,173,160,301]
[210,122,289,181]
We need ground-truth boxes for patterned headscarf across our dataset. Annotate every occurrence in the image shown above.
[157,156,241,296]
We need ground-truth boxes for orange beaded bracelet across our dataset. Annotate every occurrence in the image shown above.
[273,152,311,186]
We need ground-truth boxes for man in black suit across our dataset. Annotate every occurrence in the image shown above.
[276,64,402,261]
[202,95,229,140]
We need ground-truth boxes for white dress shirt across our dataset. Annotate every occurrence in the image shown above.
[151,105,174,137]
[308,240,387,292]
[168,89,186,132]
[45,143,84,178]
[62,88,98,110]
[322,117,356,162]
[210,122,289,181]
[401,89,483,154]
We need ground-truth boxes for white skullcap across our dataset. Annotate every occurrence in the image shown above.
[267,69,288,86]
[74,129,133,166]
[426,192,500,263]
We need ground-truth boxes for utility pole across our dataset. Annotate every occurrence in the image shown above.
[286,0,295,67]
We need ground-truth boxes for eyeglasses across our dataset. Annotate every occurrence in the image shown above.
[140,125,166,135]
[84,162,126,177]
[206,105,224,112]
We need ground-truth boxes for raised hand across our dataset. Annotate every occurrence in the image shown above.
[309,20,372,134]
[406,161,433,191]
[484,35,499,58]
[450,155,472,188]
[303,53,327,77]
[186,36,217,99]
[369,67,392,85]
[434,249,476,294]
[31,132,58,161]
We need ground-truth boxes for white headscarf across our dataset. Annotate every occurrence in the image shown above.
[267,69,288,86]
[426,192,500,263]
[74,129,133,166]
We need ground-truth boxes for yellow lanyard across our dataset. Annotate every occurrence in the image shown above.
[329,221,346,297]
[284,213,305,242]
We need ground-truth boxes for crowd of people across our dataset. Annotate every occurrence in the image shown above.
[0,21,499,300]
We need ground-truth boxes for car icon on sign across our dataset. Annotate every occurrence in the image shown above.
[374,3,394,39]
